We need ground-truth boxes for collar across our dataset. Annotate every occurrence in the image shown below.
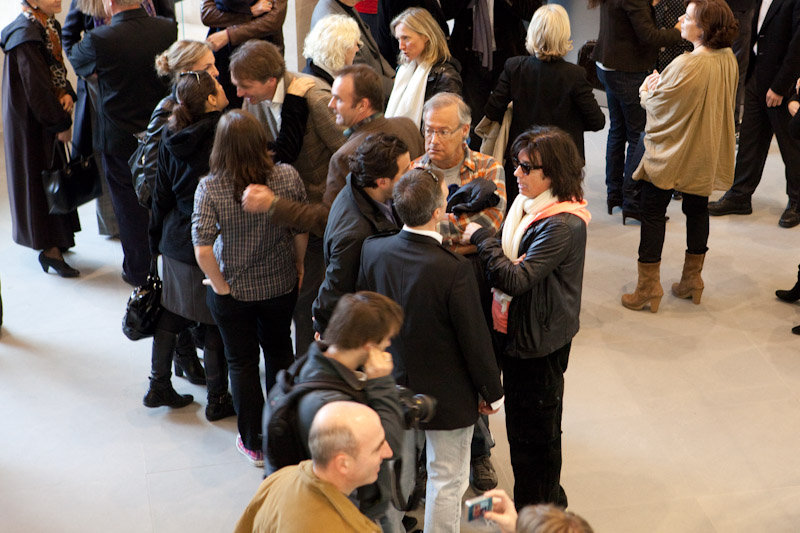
[344,112,383,138]
[418,144,475,174]
[402,225,443,244]
[266,77,286,106]
[110,7,148,24]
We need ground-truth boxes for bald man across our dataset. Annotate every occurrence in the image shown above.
[235,402,392,533]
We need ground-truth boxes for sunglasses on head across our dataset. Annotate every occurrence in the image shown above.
[512,157,543,175]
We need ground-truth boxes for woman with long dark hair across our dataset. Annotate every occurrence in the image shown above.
[193,109,308,466]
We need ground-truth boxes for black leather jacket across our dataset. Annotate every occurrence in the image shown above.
[424,57,463,101]
[471,212,587,358]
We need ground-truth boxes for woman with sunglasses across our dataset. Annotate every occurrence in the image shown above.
[463,126,590,509]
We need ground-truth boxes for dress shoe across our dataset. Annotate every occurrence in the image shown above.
[38,252,79,278]
[778,204,800,228]
[792,325,800,335]
[776,274,800,302]
[708,196,752,216]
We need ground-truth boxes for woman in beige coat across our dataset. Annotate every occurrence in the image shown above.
[622,0,738,312]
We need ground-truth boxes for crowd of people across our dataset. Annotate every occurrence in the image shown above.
[1,0,798,530]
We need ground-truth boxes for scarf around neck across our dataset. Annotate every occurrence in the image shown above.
[21,2,68,99]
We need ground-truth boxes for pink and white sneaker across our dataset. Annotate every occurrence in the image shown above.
[236,434,264,467]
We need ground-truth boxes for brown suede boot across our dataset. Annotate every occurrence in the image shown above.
[622,261,664,313]
[671,252,705,304]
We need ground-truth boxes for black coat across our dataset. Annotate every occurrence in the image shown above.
[149,111,221,263]
[1,14,80,250]
[357,230,504,430]
[748,0,800,98]
[313,174,400,334]
[68,8,177,156]
[471,213,587,359]
[591,0,683,72]
[425,57,463,101]
[485,56,605,160]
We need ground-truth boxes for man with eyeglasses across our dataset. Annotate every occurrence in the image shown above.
[412,91,506,493]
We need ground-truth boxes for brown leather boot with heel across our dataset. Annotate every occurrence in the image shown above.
[671,252,705,304]
[622,261,664,313]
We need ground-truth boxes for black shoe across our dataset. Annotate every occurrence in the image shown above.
[174,353,206,385]
[776,283,800,302]
[38,252,79,278]
[143,380,193,408]
[708,196,752,216]
[622,211,641,225]
[778,204,800,228]
[607,198,623,215]
[470,455,498,491]
[206,392,236,421]
[792,325,800,335]
[672,191,682,200]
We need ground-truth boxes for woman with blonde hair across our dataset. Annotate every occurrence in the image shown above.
[385,7,461,127]
[302,14,362,86]
[484,3,604,205]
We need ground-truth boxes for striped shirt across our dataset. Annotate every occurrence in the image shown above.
[192,164,307,302]
[413,147,506,250]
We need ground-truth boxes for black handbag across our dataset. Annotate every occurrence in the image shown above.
[578,40,604,92]
[41,140,102,215]
[122,259,163,341]
[129,129,157,209]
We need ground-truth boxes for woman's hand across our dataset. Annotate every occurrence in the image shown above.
[646,70,660,92]
[482,489,518,533]
[202,277,231,295]
[461,222,483,244]
[242,184,275,212]
[287,76,316,97]
[206,30,230,52]
[251,0,273,16]
[59,94,74,113]
[56,129,72,143]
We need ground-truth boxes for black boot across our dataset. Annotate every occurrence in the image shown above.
[144,329,192,408]
[143,378,193,408]
[776,265,800,302]
[174,329,206,385]
[206,392,236,421]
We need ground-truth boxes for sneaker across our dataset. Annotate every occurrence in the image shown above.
[236,434,264,467]
[470,455,498,491]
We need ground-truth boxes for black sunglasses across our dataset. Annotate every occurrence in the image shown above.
[512,157,543,175]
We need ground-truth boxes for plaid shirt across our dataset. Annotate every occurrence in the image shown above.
[413,147,506,250]
[192,164,307,302]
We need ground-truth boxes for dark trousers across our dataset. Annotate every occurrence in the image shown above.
[101,152,151,285]
[639,181,709,263]
[293,235,324,357]
[725,75,800,205]
[502,342,570,510]
[207,285,298,451]
[731,8,754,129]
[597,68,647,211]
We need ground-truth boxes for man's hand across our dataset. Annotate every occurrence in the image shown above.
[56,129,72,143]
[250,0,273,16]
[461,222,483,244]
[202,277,231,295]
[482,489,518,533]
[295,259,304,290]
[478,400,499,415]
[766,88,783,107]
[242,184,275,212]
[287,76,316,97]
[363,345,394,379]
[59,94,74,113]
[206,30,230,52]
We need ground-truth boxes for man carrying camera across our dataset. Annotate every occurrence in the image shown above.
[264,291,407,532]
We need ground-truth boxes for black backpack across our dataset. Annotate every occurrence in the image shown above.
[264,355,366,473]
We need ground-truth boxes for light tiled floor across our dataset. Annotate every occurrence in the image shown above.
[1,117,799,532]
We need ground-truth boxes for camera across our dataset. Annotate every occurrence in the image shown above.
[395,385,437,428]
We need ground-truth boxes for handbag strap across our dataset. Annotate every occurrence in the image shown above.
[48,139,68,170]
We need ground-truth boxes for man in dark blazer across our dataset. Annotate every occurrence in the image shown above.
[357,168,504,532]
[69,0,176,285]
[709,0,800,227]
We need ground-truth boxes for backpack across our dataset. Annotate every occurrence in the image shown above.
[264,355,366,473]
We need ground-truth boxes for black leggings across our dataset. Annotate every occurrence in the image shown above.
[638,181,709,263]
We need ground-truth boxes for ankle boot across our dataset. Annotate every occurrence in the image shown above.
[143,378,193,408]
[776,265,800,302]
[671,252,705,304]
[622,261,664,313]
[174,330,206,385]
[206,392,236,421]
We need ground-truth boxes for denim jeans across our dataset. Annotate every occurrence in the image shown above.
[424,426,472,533]
[597,68,648,212]
[207,285,298,451]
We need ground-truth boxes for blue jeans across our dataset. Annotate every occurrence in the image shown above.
[424,426,472,533]
[597,69,648,212]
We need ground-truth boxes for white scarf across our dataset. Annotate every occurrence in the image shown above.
[385,61,432,127]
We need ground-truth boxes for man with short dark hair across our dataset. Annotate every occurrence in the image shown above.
[238,401,390,533]
[68,0,177,285]
[358,169,504,532]
[265,291,405,530]
[313,133,410,335]
[231,39,346,356]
